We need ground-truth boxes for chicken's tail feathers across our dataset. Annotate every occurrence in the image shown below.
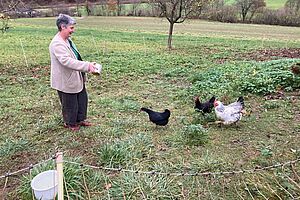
[194,96,201,110]
[237,96,245,108]
[209,96,216,103]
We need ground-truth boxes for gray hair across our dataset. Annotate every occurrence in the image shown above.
[56,14,76,31]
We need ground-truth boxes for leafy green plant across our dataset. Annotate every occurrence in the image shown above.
[260,147,273,157]
[240,60,300,94]
[0,138,30,157]
[187,59,300,99]
[263,100,281,109]
[182,124,209,146]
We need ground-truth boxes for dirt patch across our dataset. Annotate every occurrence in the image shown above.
[241,48,300,61]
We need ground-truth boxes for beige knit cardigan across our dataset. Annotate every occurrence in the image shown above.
[49,33,90,93]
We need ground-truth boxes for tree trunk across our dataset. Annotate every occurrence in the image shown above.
[242,9,247,21]
[76,0,80,16]
[168,22,174,50]
[85,0,91,16]
[117,0,121,16]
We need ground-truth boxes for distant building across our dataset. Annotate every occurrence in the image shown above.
[4,8,40,18]
[15,8,40,17]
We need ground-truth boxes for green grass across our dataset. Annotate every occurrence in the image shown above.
[0,16,300,199]
[266,0,287,9]
[225,0,287,9]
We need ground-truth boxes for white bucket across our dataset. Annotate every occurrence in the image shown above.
[31,170,58,200]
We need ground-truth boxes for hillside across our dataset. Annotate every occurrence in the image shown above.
[225,0,287,9]
[266,0,287,8]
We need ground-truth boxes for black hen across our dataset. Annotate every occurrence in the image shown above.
[141,108,171,126]
[194,96,216,114]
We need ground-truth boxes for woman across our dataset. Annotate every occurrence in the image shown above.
[49,14,97,131]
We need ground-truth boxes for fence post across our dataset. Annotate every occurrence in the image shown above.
[56,152,64,200]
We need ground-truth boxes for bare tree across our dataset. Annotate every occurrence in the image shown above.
[75,0,81,16]
[285,0,300,14]
[107,0,117,15]
[236,0,265,22]
[116,0,122,16]
[85,0,91,16]
[151,0,208,50]
[0,0,21,12]
[130,0,142,16]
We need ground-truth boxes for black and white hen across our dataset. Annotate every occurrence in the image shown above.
[214,96,245,125]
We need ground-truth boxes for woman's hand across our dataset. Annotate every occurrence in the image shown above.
[88,62,97,73]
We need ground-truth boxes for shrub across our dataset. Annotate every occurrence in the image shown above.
[202,6,238,23]
[0,13,10,33]
[182,124,209,146]
[253,8,300,26]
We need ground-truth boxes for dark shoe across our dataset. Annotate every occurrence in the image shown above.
[78,121,93,127]
[64,123,80,131]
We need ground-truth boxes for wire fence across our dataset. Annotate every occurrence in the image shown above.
[1,154,300,199]
[64,158,300,177]
[0,156,55,179]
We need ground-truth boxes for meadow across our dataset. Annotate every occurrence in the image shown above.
[265,0,287,9]
[224,0,287,8]
[0,16,300,199]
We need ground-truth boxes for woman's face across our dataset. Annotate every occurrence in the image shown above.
[61,24,75,38]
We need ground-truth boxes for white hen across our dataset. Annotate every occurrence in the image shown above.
[214,97,245,125]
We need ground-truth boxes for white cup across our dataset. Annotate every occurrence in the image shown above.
[95,63,102,74]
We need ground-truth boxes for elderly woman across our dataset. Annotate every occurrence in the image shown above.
[49,14,97,131]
